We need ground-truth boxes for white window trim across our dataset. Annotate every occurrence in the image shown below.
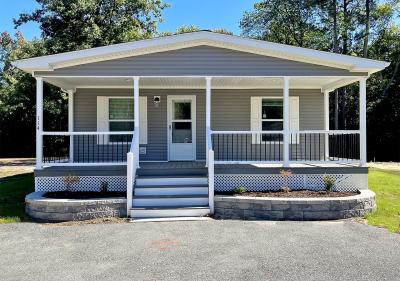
[97,96,147,145]
[251,96,299,144]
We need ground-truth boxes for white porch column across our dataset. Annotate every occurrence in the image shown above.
[205,77,212,166]
[36,77,43,169]
[134,77,140,167]
[359,78,367,166]
[324,90,330,160]
[283,77,290,167]
[68,90,75,163]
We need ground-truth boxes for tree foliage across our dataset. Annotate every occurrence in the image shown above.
[14,0,168,53]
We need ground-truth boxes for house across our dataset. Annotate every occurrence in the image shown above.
[14,31,389,219]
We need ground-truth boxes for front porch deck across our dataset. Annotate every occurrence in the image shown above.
[35,161,366,177]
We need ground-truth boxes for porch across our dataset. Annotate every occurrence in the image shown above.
[36,76,367,168]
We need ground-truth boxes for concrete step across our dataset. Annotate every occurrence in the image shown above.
[136,176,208,186]
[133,194,208,207]
[135,185,208,196]
[130,206,210,218]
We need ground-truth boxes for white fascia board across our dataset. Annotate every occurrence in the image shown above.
[12,31,390,74]
[321,78,361,92]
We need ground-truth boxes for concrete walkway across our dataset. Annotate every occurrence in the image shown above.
[0,220,399,281]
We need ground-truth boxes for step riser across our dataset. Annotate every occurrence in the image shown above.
[137,169,207,177]
[135,187,208,196]
[133,197,209,207]
[131,208,210,218]
[136,178,208,186]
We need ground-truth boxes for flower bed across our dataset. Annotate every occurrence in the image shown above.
[214,190,376,221]
[25,192,126,222]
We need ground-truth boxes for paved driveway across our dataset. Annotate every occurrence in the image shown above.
[0,220,399,281]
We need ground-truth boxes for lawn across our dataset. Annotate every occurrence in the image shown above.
[367,169,400,233]
[0,173,35,223]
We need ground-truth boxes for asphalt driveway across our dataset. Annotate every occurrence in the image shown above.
[0,220,399,281]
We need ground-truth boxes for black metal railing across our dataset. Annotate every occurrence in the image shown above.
[43,132,133,164]
[211,132,283,162]
[289,131,360,162]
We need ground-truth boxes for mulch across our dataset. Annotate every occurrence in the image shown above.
[43,191,126,199]
[219,190,358,198]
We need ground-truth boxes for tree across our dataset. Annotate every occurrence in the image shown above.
[14,0,168,53]
[240,1,329,49]
[0,32,66,156]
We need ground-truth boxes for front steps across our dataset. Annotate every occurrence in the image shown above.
[130,174,210,219]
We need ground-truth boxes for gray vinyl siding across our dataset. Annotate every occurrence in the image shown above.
[36,46,367,77]
[73,88,324,162]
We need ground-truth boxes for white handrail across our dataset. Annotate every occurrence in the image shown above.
[207,129,214,214]
[211,130,360,135]
[42,131,133,136]
[289,130,360,134]
[126,133,137,215]
[211,130,283,134]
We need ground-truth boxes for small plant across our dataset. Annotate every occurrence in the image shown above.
[323,175,336,193]
[63,174,80,192]
[100,181,109,193]
[233,186,246,194]
[282,186,291,193]
[280,169,293,190]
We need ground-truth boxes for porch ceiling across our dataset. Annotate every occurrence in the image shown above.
[43,76,360,93]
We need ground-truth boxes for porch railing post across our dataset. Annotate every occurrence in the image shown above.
[133,77,140,167]
[324,90,330,160]
[283,77,290,167]
[36,77,43,169]
[359,77,367,165]
[68,90,75,163]
[205,76,212,167]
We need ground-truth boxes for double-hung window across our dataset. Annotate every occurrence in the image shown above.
[97,96,148,144]
[261,98,283,141]
[108,98,135,142]
[251,96,299,143]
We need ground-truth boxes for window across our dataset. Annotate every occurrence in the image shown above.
[97,96,148,144]
[251,96,299,143]
[108,98,135,142]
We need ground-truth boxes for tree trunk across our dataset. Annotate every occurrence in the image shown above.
[363,0,370,58]
[332,0,338,53]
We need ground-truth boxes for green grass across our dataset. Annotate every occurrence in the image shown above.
[0,173,35,223]
[367,169,400,233]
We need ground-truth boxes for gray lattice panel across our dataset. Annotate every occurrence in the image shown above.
[215,174,367,192]
[35,176,127,192]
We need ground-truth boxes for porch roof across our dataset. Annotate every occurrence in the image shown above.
[13,31,389,75]
[42,76,361,93]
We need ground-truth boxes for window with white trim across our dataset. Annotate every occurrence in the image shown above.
[109,98,135,142]
[251,96,299,142]
[97,96,147,144]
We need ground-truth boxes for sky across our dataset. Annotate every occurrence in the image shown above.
[0,0,258,40]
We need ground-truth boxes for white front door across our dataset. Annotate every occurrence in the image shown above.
[167,95,196,161]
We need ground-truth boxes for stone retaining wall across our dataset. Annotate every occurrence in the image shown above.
[214,190,376,220]
[25,192,127,222]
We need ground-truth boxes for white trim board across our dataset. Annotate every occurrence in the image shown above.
[14,31,389,75]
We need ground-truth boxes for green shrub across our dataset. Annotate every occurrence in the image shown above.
[100,181,109,193]
[323,175,336,192]
[233,186,246,194]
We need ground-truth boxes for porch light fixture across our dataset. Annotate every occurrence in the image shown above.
[153,96,161,107]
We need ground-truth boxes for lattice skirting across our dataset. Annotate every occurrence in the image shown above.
[35,176,127,192]
[215,174,368,192]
